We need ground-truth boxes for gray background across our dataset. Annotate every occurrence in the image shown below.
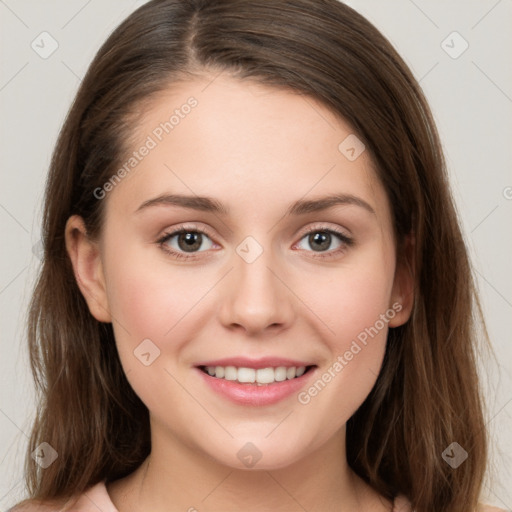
[1,0,511,509]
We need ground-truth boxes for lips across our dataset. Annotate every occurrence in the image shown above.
[194,356,318,406]
[194,356,314,369]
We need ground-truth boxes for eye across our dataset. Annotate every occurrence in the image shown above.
[156,223,354,261]
[294,225,353,259]
[157,224,217,260]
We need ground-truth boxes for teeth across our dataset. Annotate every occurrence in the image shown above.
[237,367,255,383]
[274,367,287,382]
[203,365,308,385]
[224,366,237,380]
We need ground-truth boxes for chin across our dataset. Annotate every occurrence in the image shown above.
[205,436,311,471]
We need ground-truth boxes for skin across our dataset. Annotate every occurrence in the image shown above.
[65,73,415,512]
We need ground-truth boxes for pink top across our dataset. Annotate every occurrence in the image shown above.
[9,481,118,512]
[10,481,414,511]
[9,480,505,512]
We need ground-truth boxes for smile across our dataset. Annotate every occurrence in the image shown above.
[199,365,315,385]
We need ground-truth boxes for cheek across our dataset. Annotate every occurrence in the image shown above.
[335,273,393,350]
[298,251,396,411]
[308,251,396,349]
[102,233,210,341]
[103,256,206,410]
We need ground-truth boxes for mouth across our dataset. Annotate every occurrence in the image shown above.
[197,364,317,386]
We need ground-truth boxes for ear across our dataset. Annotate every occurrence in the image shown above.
[388,233,415,327]
[65,215,111,323]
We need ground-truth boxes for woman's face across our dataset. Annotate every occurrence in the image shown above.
[68,74,412,471]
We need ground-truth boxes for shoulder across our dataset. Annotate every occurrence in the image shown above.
[8,498,69,512]
[478,506,509,512]
[8,481,118,512]
[393,495,508,512]
[7,494,73,512]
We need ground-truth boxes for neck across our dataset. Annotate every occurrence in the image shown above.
[107,419,391,512]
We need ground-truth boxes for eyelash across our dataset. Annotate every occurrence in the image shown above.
[156,223,354,261]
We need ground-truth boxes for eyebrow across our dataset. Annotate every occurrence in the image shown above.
[135,193,375,216]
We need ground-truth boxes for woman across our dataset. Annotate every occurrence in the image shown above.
[10,1,504,511]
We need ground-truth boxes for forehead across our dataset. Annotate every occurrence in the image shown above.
[106,73,391,226]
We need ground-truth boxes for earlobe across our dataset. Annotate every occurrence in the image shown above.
[388,233,415,328]
[64,215,112,323]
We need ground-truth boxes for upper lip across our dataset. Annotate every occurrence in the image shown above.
[195,357,315,369]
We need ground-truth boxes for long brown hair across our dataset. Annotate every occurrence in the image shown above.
[21,1,488,510]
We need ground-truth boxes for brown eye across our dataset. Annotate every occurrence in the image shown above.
[174,232,205,252]
[294,227,353,259]
[157,226,217,260]
[307,232,333,252]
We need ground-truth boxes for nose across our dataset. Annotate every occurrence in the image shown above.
[218,244,295,336]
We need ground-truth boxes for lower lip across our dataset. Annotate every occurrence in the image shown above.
[195,367,317,406]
